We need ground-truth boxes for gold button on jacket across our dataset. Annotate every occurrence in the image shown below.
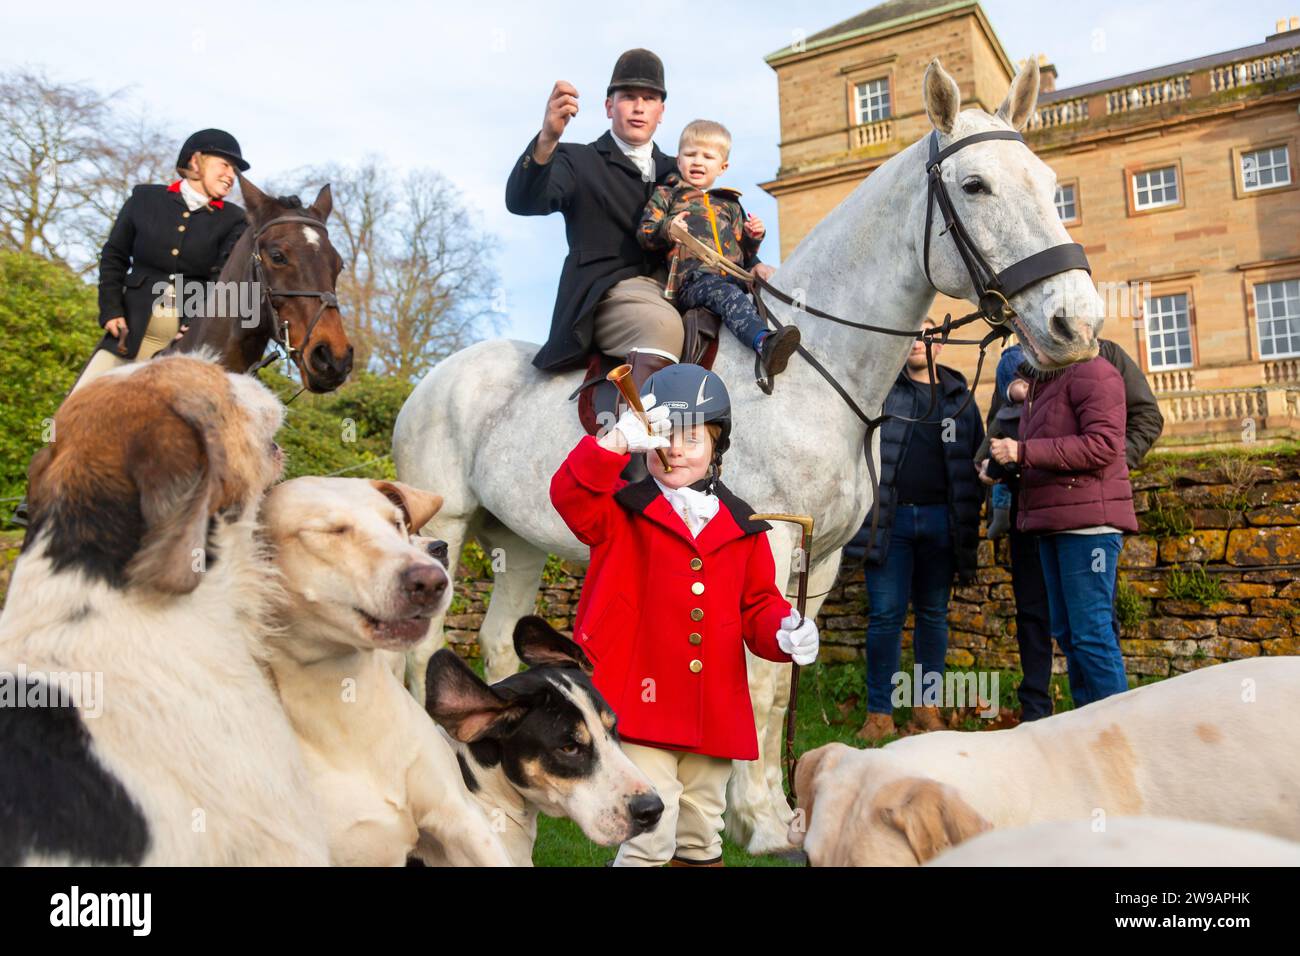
[689,659,703,673]
[690,557,703,571]
[688,632,702,645]
[690,608,703,621]
[691,581,705,595]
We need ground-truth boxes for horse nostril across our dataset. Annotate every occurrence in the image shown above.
[628,792,665,831]
[1050,310,1075,341]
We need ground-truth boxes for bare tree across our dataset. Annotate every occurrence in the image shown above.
[0,68,174,273]
[271,160,501,379]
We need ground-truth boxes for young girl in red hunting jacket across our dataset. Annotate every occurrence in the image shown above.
[549,363,818,867]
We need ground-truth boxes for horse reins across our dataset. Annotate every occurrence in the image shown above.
[245,214,340,378]
[747,128,1093,553]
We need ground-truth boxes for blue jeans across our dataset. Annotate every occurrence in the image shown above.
[864,504,953,714]
[677,271,767,350]
[1037,532,1129,708]
[991,482,1011,511]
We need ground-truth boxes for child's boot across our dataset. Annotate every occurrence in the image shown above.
[755,325,800,383]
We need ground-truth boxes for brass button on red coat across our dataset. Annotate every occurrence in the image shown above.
[689,659,703,674]
[691,582,704,595]
[690,608,703,621]
[690,558,702,571]
[688,632,702,645]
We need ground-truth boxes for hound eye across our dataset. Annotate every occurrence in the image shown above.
[558,743,580,756]
[961,178,986,195]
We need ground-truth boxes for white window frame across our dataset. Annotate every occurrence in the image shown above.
[854,77,891,125]
[1132,165,1180,210]
[1253,278,1300,360]
[1144,292,1194,370]
[1241,145,1292,193]
[1054,183,1078,222]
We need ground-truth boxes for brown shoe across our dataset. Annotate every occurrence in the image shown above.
[909,705,946,733]
[855,712,896,743]
[668,855,724,867]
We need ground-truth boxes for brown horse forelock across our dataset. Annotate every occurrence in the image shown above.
[203,181,353,392]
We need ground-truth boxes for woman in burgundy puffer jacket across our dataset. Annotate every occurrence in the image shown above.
[989,355,1137,709]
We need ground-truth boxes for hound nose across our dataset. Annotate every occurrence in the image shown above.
[424,539,449,566]
[628,792,665,834]
[401,563,448,607]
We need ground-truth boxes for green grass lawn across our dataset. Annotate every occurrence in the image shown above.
[529,655,1081,867]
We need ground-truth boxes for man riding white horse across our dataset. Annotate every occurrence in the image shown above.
[505,49,780,401]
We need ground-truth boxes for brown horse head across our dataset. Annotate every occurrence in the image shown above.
[236,176,354,392]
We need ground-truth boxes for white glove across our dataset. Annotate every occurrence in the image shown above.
[776,610,819,666]
[613,393,671,453]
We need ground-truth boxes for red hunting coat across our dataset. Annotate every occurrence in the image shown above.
[550,436,793,760]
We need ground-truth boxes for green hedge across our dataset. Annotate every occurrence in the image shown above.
[0,252,101,502]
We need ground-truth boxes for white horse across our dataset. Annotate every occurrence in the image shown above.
[393,58,1105,854]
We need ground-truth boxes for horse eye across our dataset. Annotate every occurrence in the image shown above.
[962,178,985,195]
[270,249,288,264]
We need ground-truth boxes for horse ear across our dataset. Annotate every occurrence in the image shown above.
[514,615,594,675]
[309,183,333,222]
[996,57,1040,131]
[238,174,276,225]
[923,58,962,135]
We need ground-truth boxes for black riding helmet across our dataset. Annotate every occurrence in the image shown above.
[642,363,732,460]
[176,128,250,173]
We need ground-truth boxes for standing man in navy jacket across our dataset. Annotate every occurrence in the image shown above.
[505,49,687,393]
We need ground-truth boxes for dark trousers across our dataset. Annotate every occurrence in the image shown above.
[863,504,954,714]
[1008,498,1053,721]
[677,271,767,349]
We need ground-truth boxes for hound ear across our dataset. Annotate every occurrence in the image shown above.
[125,395,227,595]
[370,480,443,534]
[924,58,962,135]
[425,649,527,742]
[308,183,332,222]
[996,57,1040,131]
[877,777,992,864]
[788,742,848,848]
[237,174,276,225]
[514,615,594,675]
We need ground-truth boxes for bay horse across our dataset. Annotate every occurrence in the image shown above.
[392,58,1107,854]
[170,175,353,392]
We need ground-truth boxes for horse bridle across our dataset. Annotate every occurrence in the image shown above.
[246,214,340,375]
[749,126,1093,550]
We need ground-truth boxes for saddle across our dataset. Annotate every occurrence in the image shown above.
[572,307,721,437]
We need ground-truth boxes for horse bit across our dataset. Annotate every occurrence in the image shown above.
[246,215,340,375]
[750,127,1093,548]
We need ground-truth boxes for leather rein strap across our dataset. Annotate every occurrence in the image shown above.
[743,127,1093,558]
[246,214,340,375]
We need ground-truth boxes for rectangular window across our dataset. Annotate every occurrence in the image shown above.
[1132,165,1180,210]
[854,78,891,124]
[1054,183,1078,221]
[1241,145,1291,192]
[1144,293,1194,369]
[1254,278,1300,359]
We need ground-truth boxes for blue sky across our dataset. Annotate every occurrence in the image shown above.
[2,0,1285,343]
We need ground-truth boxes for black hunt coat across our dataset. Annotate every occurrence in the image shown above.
[505,131,675,371]
[96,181,247,359]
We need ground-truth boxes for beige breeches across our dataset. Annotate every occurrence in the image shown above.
[71,305,180,393]
[612,741,733,867]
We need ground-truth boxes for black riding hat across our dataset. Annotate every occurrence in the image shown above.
[607,48,666,100]
[643,363,731,457]
[176,128,250,172]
